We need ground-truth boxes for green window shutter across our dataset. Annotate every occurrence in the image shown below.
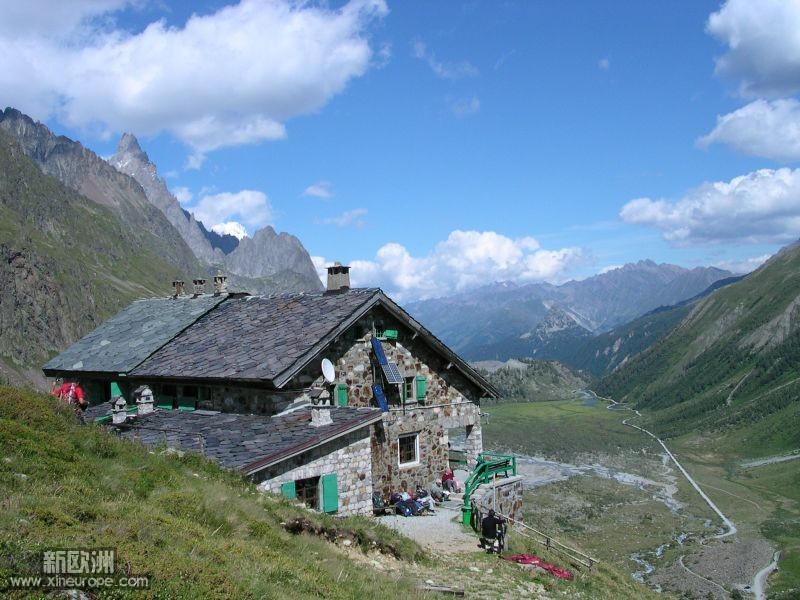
[280,481,296,500]
[415,376,426,400]
[178,397,196,411]
[110,382,123,397]
[321,473,338,513]
[336,384,348,407]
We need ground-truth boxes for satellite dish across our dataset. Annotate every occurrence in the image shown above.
[321,358,335,383]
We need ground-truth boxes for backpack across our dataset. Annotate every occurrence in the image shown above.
[395,503,412,517]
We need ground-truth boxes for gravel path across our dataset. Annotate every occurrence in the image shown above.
[377,499,480,555]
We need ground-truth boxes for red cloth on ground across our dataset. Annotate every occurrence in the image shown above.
[502,554,574,581]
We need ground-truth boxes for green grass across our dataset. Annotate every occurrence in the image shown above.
[0,386,427,599]
[483,399,659,462]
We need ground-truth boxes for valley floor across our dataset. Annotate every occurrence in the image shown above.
[482,395,797,599]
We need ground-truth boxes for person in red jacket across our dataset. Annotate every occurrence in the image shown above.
[442,466,458,493]
[52,380,88,412]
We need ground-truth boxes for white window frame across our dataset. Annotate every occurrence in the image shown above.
[397,433,420,468]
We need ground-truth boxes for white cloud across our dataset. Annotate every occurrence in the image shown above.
[321,208,368,228]
[310,255,329,285]
[187,190,273,232]
[412,40,478,80]
[0,0,388,161]
[210,221,249,240]
[448,95,480,117]
[598,57,610,70]
[0,0,131,39]
[713,254,771,274]
[374,42,392,68]
[599,264,623,275]
[316,230,584,301]
[172,186,193,205]
[620,168,800,245]
[707,0,800,97]
[303,181,333,198]
[698,99,800,162]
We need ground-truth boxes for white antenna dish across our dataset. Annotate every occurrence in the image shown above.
[321,358,335,383]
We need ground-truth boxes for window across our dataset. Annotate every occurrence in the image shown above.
[398,433,419,467]
[295,476,321,509]
[281,474,338,514]
[403,377,415,403]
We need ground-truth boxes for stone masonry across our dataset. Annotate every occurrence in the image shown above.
[471,475,524,539]
[255,428,373,517]
[285,305,488,495]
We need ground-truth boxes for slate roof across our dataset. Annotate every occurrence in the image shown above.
[43,295,226,376]
[132,289,381,384]
[83,404,381,475]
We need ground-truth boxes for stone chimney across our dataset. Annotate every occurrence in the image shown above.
[134,385,154,416]
[192,278,207,297]
[213,273,228,295]
[310,407,333,427]
[326,262,350,292]
[172,280,185,298]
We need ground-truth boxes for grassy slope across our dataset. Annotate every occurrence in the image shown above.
[478,359,590,404]
[0,130,186,370]
[595,242,800,453]
[0,386,426,599]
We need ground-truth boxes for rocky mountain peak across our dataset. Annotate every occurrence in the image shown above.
[115,132,148,162]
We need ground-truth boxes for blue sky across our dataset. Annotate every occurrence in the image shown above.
[3,0,800,300]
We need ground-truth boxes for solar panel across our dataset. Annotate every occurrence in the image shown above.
[372,384,389,412]
[371,338,388,365]
[381,362,404,384]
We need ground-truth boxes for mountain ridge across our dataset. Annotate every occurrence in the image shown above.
[109,132,323,293]
[408,260,734,362]
[595,239,800,453]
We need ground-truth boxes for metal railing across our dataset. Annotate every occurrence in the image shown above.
[497,511,599,571]
[461,452,517,523]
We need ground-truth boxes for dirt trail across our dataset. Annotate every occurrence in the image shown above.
[378,499,479,555]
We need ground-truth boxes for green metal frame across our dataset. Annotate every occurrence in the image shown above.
[461,452,517,525]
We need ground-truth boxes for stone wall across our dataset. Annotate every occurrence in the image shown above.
[371,401,482,495]
[286,306,486,495]
[254,428,373,517]
[470,475,524,536]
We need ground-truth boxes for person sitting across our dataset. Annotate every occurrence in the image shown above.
[479,509,506,551]
[442,466,458,493]
[415,486,436,513]
[429,480,448,503]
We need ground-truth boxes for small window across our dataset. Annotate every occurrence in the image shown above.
[398,433,419,467]
[403,377,415,403]
[296,476,321,509]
